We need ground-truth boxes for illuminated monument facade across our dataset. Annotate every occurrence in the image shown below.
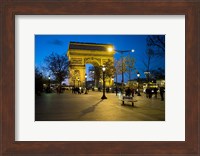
[67,42,115,88]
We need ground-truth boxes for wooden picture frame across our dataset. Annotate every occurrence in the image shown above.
[0,0,199,155]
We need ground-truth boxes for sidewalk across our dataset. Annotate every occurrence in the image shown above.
[35,91,165,121]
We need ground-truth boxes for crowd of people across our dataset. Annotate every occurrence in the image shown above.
[125,87,135,97]
[71,87,88,94]
[145,87,165,101]
[48,84,165,101]
[115,86,165,101]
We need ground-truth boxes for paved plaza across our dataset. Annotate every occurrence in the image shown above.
[35,91,165,121]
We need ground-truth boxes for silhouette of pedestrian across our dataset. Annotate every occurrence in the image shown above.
[125,87,131,96]
[106,87,109,93]
[56,86,60,94]
[146,88,150,98]
[131,88,135,97]
[78,87,81,94]
[160,87,165,101]
[115,87,118,96]
[154,88,158,98]
[149,89,152,98]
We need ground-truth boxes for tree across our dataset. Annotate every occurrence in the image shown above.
[124,56,135,80]
[35,67,43,95]
[142,48,155,82]
[114,59,121,84]
[104,59,116,79]
[150,68,165,80]
[116,57,127,78]
[143,48,154,71]
[114,56,135,83]
[140,36,165,84]
[104,59,116,87]
[146,35,165,57]
[44,52,69,87]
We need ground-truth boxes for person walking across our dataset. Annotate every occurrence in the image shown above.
[146,88,149,98]
[115,87,118,96]
[149,89,152,99]
[154,87,158,99]
[72,87,74,94]
[131,88,135,97]
[160,87,165,101]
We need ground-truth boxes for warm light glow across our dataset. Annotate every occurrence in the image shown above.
[48,76,50,80]
[144,71,150,75]
[137,73,140,77]
[131,49,135,52]
[102,66,106,71]
[107,47,114,52]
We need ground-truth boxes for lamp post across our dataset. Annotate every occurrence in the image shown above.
[92,71,95,88]
[128,50,135,81]
[48,75,50,93]
[101,66,107,99]
[78,78,80,88]
[144,71,150,83]
[85,74,88,94]
[108,47,134,95]
[137,72,141,96]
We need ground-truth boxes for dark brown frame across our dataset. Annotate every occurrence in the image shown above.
[0,0,199,155]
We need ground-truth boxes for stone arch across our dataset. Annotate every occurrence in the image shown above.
[67,42,115,88]
[84,58,101,66]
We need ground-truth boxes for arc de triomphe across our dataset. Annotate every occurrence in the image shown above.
[67,42,115,87]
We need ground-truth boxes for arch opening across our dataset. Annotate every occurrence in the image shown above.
[67,42,115,88]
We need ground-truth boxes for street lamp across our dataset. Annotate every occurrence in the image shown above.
[48,75,51,93]
[137,72,141,96]
[144,71,150,83]
[74,79,76,87]
[92,70,95,88]
[78,78,80,88]
[108,47,113,52]
[85,74,88,94]
[101,66,107,99]
[108,47,134,95]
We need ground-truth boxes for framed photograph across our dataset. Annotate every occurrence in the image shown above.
[1,0,199,155]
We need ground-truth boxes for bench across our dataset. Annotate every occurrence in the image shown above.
[120,96,136,107]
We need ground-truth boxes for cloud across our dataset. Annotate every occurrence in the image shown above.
[48,39,64,46]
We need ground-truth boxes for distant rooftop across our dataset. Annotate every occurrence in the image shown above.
[68,42,113,51]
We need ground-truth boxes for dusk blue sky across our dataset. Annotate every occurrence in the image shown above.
[35,35,165,83]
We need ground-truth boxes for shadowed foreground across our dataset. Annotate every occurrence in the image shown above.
[35,91,165,121]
